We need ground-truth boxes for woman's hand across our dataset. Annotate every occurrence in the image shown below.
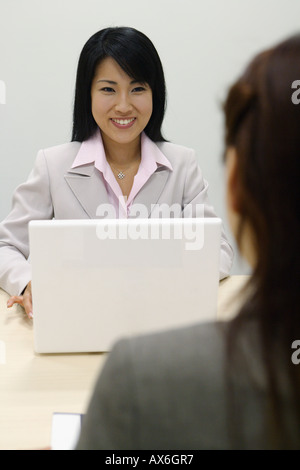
[7,281,33,319]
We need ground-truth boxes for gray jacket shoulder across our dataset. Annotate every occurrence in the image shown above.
[38,141,81,172]
[157,141,196,167]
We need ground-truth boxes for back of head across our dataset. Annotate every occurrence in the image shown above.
[224,34,300,317]
[72,26,166,142]
[223,34,300,448]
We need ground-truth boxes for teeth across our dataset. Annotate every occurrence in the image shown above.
[112,118,135,125]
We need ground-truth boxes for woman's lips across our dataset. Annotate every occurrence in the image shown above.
[110,117,136,129]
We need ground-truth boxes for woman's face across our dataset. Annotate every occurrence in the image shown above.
[91,57,153,149]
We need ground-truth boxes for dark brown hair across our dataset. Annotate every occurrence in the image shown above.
[223,34,300,448]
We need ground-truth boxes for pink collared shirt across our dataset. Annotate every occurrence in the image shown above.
[71,130,173,218]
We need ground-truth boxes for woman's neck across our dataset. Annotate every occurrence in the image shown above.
[101,132,141,168]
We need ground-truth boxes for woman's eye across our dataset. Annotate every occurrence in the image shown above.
[101,87,115,93]
[132,86,146,93]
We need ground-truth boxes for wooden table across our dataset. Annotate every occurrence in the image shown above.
[0,275,249,450]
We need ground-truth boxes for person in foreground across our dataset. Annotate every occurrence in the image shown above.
[0,27,233,319]
[76,34,300,450]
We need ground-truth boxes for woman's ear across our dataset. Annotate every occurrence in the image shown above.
[226,147,241,213]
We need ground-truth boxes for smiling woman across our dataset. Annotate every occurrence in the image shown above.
[0,26,233,318]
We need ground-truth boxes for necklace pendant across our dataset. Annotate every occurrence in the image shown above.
[117,171,125,179]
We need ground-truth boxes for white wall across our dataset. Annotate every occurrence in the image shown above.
[0,0,299,274]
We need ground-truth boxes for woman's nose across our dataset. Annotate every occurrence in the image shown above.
[114,93,133,114]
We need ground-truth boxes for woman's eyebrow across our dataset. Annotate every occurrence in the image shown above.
[96,79,117,84]
[95,79,146,85]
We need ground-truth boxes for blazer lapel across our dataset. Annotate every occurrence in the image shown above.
[64,164,109,218]
[133,167,170,217]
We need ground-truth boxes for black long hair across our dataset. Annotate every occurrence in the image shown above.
[223,34,300,448]
[72,27,167,142]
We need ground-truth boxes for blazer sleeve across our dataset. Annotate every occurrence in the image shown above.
[0,150,54,295]
[181,150,234,280]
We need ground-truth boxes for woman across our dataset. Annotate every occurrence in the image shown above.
[0,27,233,319]
[75,34,300,449]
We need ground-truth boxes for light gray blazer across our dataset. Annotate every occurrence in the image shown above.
[0,139,233,295]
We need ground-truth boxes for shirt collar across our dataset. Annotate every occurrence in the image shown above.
[140,132,173,173]
[71,129,107,173]
[71,129,173,173]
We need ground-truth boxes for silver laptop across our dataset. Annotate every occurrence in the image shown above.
[29,218,221,353]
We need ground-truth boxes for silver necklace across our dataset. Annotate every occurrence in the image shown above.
[110,165,128,179]
[115,169,126,179]
[109,160,139,179]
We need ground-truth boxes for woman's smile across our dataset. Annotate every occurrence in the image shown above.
[110,117,136,129]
